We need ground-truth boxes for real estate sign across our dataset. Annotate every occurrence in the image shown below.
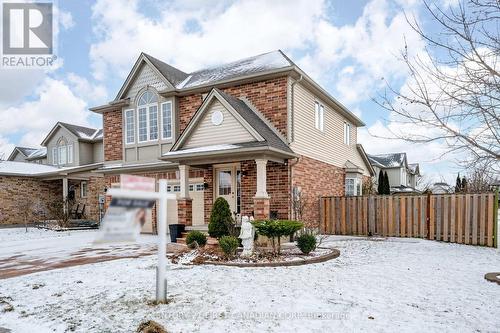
[94,175,156,243]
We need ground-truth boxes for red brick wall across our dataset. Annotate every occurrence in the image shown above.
[178,76,288,136]
[0,176,63,225]
[70,176,107,221]
[291,155,345,228]
[103,169,204,232]
[103,111,123,161]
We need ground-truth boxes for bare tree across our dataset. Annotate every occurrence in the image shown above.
[376,1,499,172]
[465,160,498,192]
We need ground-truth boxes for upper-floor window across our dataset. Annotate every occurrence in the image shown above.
[125,109,135,144]
[314,101,324,131]
[162,101,172,140]
[344,122,350,145]
[345,178,362,196]
[53,138,73,166]
[137,90,159,143]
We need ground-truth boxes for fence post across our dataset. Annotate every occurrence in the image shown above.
[494,188,499,248]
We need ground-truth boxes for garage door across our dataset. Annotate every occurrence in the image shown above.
[166,181,204,226]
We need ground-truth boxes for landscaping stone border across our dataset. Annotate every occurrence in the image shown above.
[203,248,340,268]
[484,272,500,285]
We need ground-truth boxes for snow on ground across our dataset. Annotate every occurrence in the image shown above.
[0,228,156,260]
[1,236,499,333]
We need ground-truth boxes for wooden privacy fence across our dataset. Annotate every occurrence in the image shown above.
[320,193,498,247]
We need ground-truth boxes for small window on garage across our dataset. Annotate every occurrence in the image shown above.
[173,185,181,192]
[196,183,205,191]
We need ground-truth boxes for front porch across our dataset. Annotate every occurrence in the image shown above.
[172,157,291,228]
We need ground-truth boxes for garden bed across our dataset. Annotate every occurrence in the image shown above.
[170,246,340,267]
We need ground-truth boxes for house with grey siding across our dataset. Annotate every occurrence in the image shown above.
[368,152,421,194]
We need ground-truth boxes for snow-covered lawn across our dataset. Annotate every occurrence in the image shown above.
[1,236,499,332]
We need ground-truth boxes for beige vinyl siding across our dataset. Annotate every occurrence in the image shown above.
[183,100,255,149]
[12,152,27,162]
[291,81,370,176]
[46,126,79,167]
[125,63,168,101]
[93,142,104,163]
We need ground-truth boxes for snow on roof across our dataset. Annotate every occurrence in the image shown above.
[164,144,242,156]
[58,122,102,141]
[368,153,407,168]
[175,51,292,89]
[27,147,47,159]
[0,161,59,176]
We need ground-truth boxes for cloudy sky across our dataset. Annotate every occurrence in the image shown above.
[0,0,464,183]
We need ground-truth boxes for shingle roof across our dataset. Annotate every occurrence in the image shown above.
[177,51,292,89]
[16,147,38,156]
[143,53,189,87]
[58,122,102,141]
[408,163,420,175]
[26,147,47,160]
[368,153,407,168]
[215,88,292,153]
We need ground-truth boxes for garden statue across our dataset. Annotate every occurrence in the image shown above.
[238,216,254,256]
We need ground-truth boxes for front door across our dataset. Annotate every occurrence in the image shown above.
[215,164,240,216]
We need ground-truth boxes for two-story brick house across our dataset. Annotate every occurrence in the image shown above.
[90,50,374,231]
[1,122,106,225]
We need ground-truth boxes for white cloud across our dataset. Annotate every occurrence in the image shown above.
[67,73,108,105]
[0,76,97,155]
[59,10,75,30]
[89,0,325,80]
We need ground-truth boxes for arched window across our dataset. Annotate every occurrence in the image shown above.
[137,90,159,142]
[54,137,73,165]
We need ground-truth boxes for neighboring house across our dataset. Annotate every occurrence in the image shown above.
[368,152,421,194]
[90,50,374,232]
[431,182,453,194]
[0,122,106,225]
[7,146,47,164]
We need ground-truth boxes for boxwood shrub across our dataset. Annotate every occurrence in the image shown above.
[296,234,317,254]
[219,235,239,257]
[186,231,207,249]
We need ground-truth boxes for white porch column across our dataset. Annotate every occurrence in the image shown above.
[179,164,190,199]
[255,159,269,198]
[62,177,68,214]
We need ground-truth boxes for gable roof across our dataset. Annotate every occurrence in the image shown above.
[166,88,293,160]
[95,50,363,127]
[143,53,189,87]
[41,122,103,146]
[368,153,408,169]
[408,163,420,175]
[8,147,37,160]
[25,147,47,160]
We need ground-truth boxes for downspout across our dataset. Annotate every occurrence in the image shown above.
[289,74,303,143]
[288,157,300,220]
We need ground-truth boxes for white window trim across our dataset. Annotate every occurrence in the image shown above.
[137,105,159,143]
[52,147,57,165]
[344,122,351,145]
[80,181,88,198]
[124,109,135,145]
[315,101,324,131]
[58,145,67,165]
[161,101,173,140]
[67,144,73,164]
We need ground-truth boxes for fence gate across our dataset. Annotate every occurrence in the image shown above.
[320,193,498,247]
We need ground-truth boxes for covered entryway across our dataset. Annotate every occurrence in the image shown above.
[214,163,241,216]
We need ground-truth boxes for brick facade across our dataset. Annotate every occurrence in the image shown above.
[177,198,192,226]
[291,155,345,228]
[178,77,288,136]
[0,176,62,225]
[103,111,123,161]
[253,197,270,220]
[70,176,106,221]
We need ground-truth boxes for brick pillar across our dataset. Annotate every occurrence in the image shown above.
[253,197,270,220]
[177,198,193,226]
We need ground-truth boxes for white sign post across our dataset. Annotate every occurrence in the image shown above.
[107,179,174,302]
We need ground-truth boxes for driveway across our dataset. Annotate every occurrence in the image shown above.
[0,228,167,279]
